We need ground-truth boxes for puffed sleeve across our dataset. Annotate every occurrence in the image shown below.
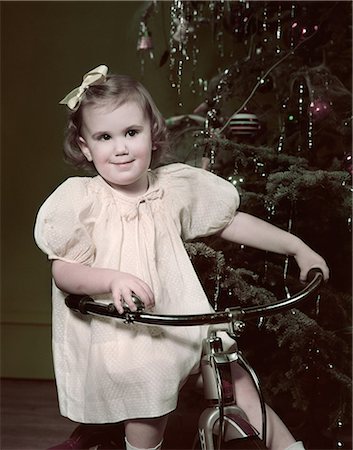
[34,178,95,265]
[160,164,240,240]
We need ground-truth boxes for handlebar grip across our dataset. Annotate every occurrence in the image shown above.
[306,268,324,282]
[65,294,93,314]
[65,293,145,314]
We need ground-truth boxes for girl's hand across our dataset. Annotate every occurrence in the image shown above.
[52,260,155,314]
[293,244,330,282]
[109,272,155,314]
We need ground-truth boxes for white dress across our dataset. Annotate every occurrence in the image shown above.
[34,163,240,424]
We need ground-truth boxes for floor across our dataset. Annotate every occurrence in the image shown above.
[0,378,202,450]
[1,378,350,450]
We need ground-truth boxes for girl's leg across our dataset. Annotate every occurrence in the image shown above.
[231,361,302,450]
[124,415,168,450]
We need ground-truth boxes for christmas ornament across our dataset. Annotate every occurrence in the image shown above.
[308,98,332,122]
[228,112,260,137]
[172,17,194,44]
[137,22,154,58]
[137,34,153,51]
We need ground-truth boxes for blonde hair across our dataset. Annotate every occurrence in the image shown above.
[63,74,170,171]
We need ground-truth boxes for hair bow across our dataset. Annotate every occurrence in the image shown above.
[59,64,109,110]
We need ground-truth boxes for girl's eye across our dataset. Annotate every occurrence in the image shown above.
[126,129,138,137]
[99,134,111,141]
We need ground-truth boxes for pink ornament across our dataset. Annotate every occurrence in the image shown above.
[137,21,153,52]
[308,98,331,122]
[137,35,153,51]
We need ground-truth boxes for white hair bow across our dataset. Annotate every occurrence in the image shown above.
[59,64,109,110]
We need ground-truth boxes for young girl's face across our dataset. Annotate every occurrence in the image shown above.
[79,100,154,196]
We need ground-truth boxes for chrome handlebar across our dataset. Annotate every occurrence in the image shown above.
[65,269,323,329]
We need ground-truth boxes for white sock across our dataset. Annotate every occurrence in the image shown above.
[125,437,163,450]
[285,441,306,450]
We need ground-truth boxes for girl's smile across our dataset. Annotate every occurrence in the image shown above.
[79,100,154,197]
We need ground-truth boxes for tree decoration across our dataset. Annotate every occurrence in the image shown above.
[136,1,157,75]
[308,97,332,122]
[137,21,154,55]
[172,16,194,44]
[216,27,322,143]
[227,172,246,194]
[137,22,154,76]
[228,111,261,138]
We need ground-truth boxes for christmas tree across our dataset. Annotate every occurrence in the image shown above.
[137,1,352,449]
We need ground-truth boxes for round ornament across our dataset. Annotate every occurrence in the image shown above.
[228,112,260,137]
[308,98,331,122]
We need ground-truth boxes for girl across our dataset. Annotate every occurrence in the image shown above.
[34,65,329,450]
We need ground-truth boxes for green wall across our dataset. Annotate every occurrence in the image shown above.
[1,1,222,379]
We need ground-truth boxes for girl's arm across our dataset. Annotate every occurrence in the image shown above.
[52,260,155,313]
[218,212,329,281]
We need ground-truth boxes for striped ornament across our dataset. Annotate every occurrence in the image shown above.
[228,112,260,137]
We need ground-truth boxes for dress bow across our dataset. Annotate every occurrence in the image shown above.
[124,188,164,221]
